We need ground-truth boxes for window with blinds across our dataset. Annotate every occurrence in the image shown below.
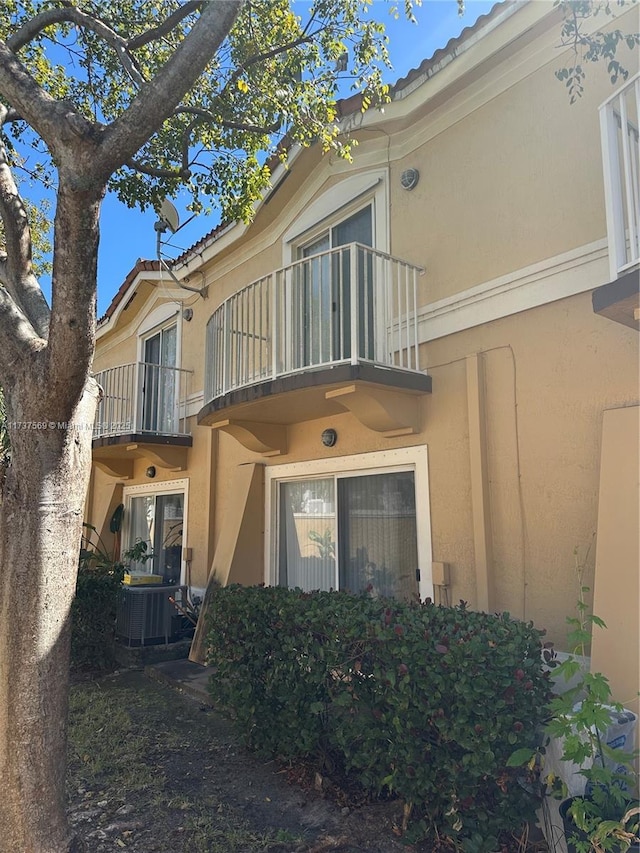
[277,470,418,600]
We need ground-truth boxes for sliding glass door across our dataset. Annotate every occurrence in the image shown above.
[125,486,185,584]
[277,469,418,600]
[295,205,374,367]
[141,323,177,433]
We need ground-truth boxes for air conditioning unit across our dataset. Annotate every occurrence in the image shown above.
[116,585,181,646]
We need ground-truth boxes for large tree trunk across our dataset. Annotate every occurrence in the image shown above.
[0,377,98,851]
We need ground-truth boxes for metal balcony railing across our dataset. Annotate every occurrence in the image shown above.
[93,362,191,438]
[599,73,640,279]
[204,243,423,404]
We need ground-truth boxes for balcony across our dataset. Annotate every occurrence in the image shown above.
[600,73,640,279]
[198,243,431,454]
[92,362,192,479]
[597,73,640,330]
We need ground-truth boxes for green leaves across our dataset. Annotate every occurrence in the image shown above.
[555,1,640,103]
[205,586,551,846]
[2,0,405,224]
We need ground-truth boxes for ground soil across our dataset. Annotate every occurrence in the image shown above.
[67,669,546,853]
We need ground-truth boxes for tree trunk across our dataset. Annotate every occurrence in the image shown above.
[0,379,98,852]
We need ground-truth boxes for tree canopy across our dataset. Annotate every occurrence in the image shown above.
[0,0,404,229]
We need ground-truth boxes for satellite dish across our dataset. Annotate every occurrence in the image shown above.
[158,198,180,233]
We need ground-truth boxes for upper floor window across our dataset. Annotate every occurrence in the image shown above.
[298,204,373,258]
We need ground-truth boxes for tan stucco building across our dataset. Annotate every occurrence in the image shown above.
[87,1,639,709]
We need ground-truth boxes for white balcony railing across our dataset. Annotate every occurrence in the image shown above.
[599,72,640,279]
[204,243,423,404]
[94,362,191,438]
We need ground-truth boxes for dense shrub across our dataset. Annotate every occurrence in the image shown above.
[206,586,551,851]
[70,524,133,673]
[71,561,123,672]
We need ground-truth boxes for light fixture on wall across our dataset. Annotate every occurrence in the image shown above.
[321,428,337,447]
[400,168,420,191]
[183,308,193,321]
[145,466,156,478]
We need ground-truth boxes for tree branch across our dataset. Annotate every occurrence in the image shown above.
[7,6,145,87]
[223,28,321,90]
[0,43,99,158]
[124,158,190,179]
[96,1,243,178]
[0,125,50,340]
[0,285,45,385]
[44,180,102,411]
[175,106,281,135]
[127,1,204,50]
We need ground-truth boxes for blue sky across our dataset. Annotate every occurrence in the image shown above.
[89,0,496,315]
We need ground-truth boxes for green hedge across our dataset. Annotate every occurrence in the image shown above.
[206,586,550,851]
[71,563,123,673]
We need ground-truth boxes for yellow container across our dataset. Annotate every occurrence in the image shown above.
[123,573,164,586]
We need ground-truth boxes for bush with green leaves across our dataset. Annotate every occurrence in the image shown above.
[71,523,150,673]
[206,586,551,851]
[71,525,124,673]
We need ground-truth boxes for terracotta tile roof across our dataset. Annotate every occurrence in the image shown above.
[391,0,509,93]
[99,0,509,327]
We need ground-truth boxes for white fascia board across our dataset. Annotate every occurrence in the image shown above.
[96,270,167,340]
[339,2,541,134]
[418,238,609,343]
[174,145,304,274]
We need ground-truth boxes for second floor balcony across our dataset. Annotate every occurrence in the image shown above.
[199,243,431,453]
[600,72,640,280]
[92,362,192,478]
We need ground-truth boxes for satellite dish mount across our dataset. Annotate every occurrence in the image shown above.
[154,198,207,298]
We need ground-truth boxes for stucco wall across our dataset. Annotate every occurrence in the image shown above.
[186,289,638,646]
[88,3,639,660]
[590,406,639,711]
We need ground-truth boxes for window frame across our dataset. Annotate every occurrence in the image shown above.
[282,168,389,265]
[135,310,182,434]
[265,447,433,600]
[122,478,189,584]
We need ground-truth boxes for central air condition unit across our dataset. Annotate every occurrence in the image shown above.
[116,585,182,646]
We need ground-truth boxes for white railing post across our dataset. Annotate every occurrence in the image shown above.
[350,243,358,365]
[271,271,279,381]
[618,89,640,267]
[600,99,626,279]
[413,266,420,372]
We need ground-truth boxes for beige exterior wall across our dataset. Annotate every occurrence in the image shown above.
[88,2,639,674]
[590,406,639,712]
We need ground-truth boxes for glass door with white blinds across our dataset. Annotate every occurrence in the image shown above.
[277,469,419,600]
[124,483,186,584]
[141,323,177,433]
[295,205,374,367]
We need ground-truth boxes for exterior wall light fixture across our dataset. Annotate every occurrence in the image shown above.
[400,168,420,191]
[321,428,337,447]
